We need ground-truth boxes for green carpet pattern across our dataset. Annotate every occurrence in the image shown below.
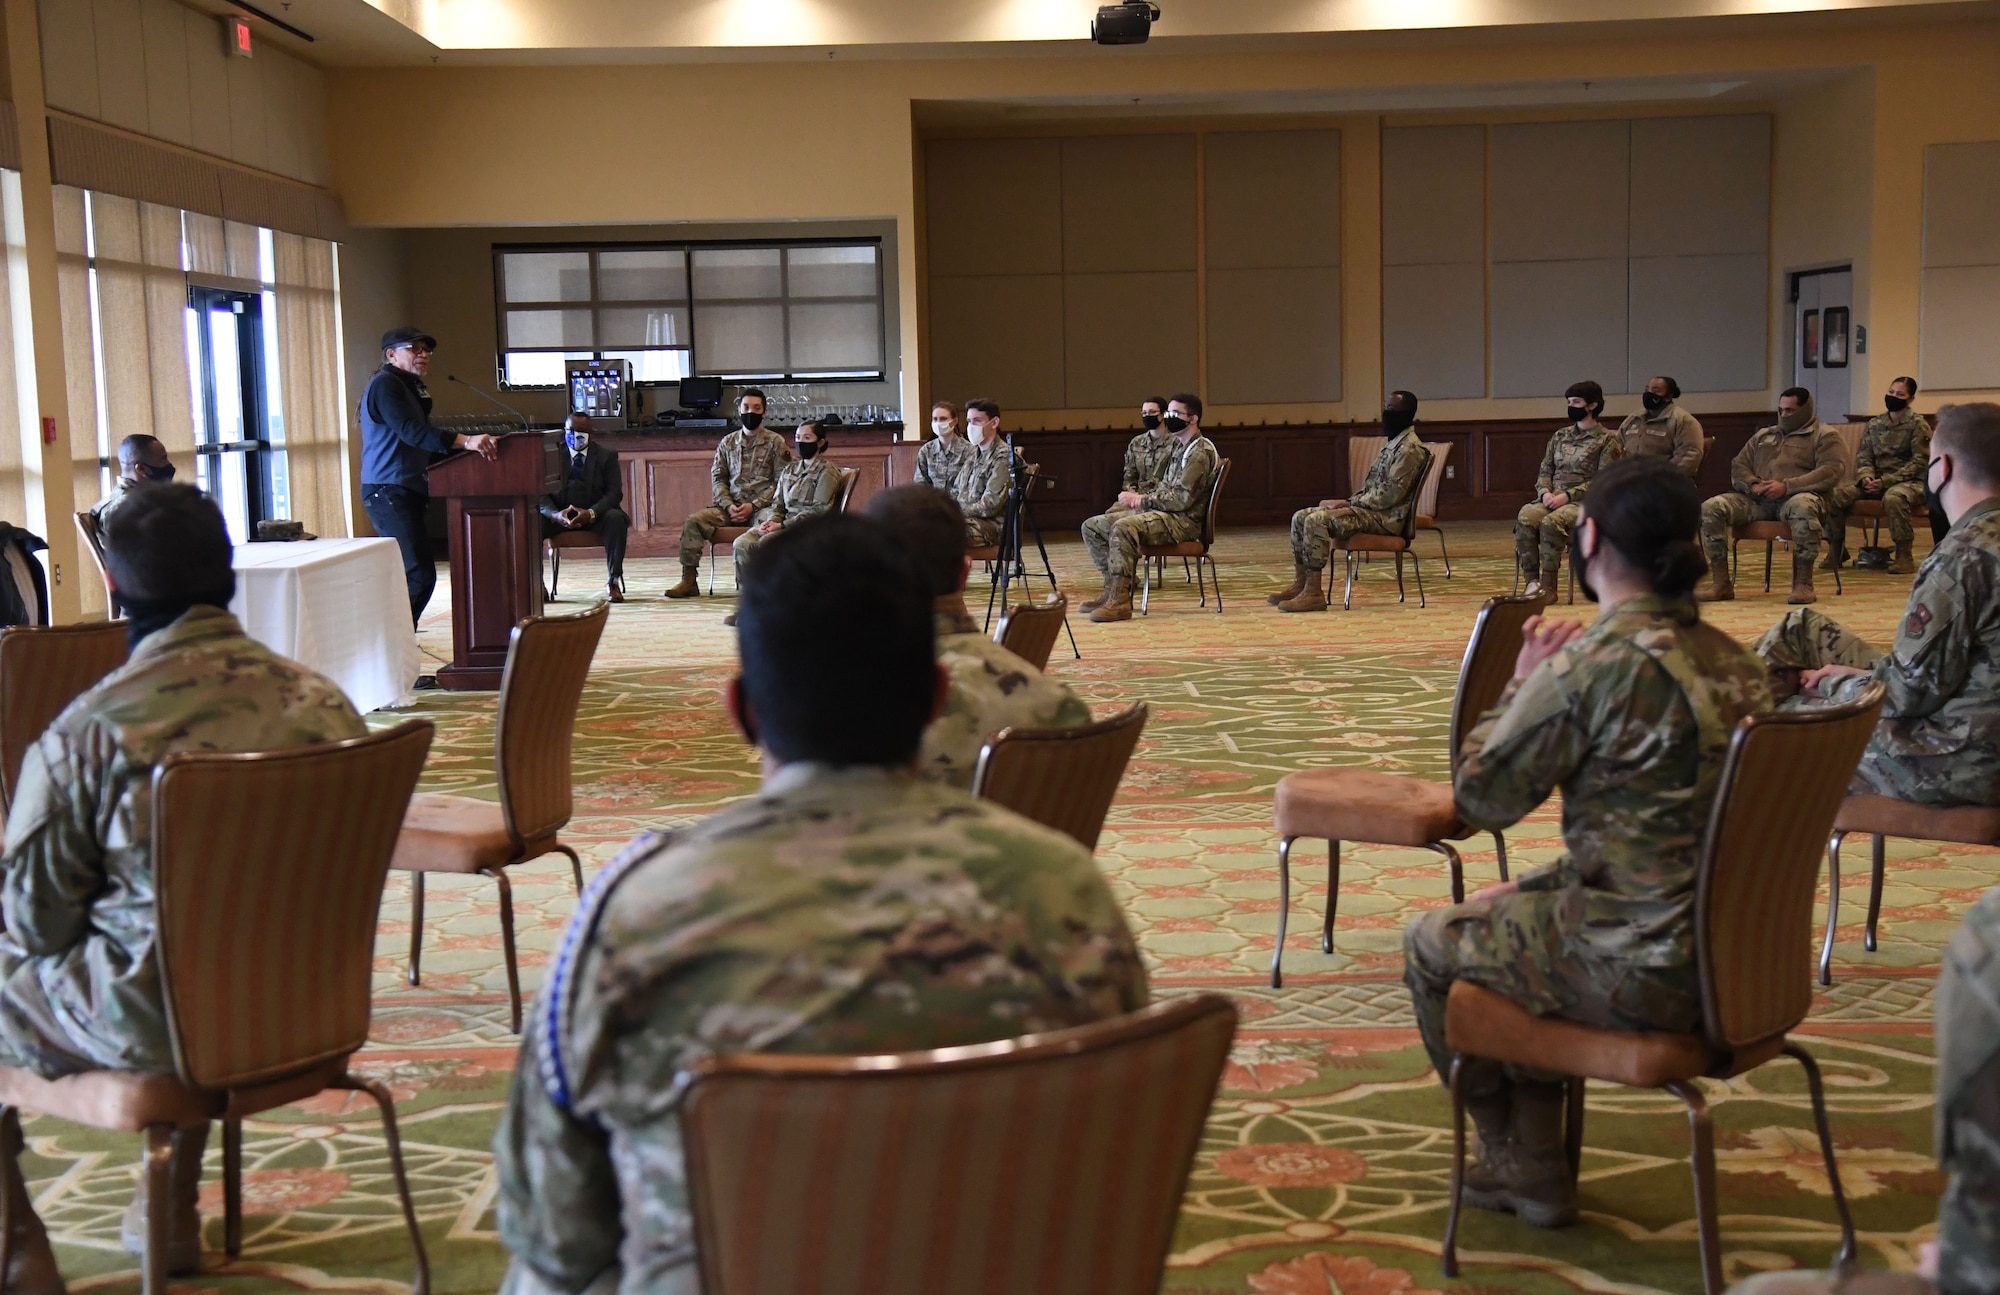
[25,522,1977,1294]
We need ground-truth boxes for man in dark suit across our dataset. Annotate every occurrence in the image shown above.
[541,413,629,602]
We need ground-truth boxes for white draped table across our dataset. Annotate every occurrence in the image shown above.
[230,538,420,713]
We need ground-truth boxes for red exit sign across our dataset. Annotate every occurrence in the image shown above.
[228,15,253,57]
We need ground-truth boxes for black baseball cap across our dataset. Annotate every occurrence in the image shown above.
[381,327,437,352]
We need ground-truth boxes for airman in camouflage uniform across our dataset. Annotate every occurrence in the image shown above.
[665,420,793,597]
[727,454,844,580]
[1848,405,1933,573]
[951,434,1014,547]
[923,604,1092,787]
[1617,378,1704,477]
[1516,419,1622,592]
[1273,427,1430,612]
[915,412,974,491]
[1405,590,1770,1227]
[1698,391,1845,604]
[1080,423,1220,623]
[1105,400,1175,520]
[1751,497,2000,807]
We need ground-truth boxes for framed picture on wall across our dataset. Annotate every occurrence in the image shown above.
[1802,309,1820,370]
[1823,307,1850,368]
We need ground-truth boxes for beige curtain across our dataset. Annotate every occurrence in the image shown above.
[272,232,348,538]
[80,195,196,460]
[52,186,107,616]
[0,171,28,530]
[184,213,262,281]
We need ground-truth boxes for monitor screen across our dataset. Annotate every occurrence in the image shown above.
[679,375,724,409]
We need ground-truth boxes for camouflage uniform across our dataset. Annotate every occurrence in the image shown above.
[1617,402,1705,477]
[679,427,794,565]
[1751,498,2000,807]
[728,456,844,577]
[921,606,1092,788]
[1290,430,1430,571]
[1081,434,1220,581]
[492,763,1149,1295]
[1699,417,1845,569]
[1404,594,1772,1098]
[915,430,974,492]
[1515,424,1624,581]
[1850,409,1933,550]
[0,605,365,1076]
[951,436,1013,547]
[89,477,139,526]
[1103,430,1176,519]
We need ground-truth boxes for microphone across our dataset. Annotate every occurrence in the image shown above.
[447,374,531,429]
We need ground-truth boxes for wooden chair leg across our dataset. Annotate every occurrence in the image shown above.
[406,873,425,986]
[1182,556,1192,584]
[1342,553,1358,611]
[1820,831,1846,986]
[143,1122,173,1295]
[1272,836,1294,988]
[0,1106,19,1284]
[483,866,523,1033]
[1764,540,1775,593]
[1442,1056,1468,1278]
[1431,839,1465,904]
[1785,1041,1858,1269]
[1209,557,1222,613]
[224,1116,243,1256]
[1140,555,1152,616]
[1436,528,1453,578]
[1666,1080,1724,1295]
[1321,839,1341,954]
[556,844,584,894]
[1492,831,1510,883]
[1394,552,1407,603]
[1412,553,1426,609]
[1564,1077,1586,1180]
[1864,833,1887,953]
[332,1074,432,1295]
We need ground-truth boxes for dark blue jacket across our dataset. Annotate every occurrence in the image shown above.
[359,365,455,491]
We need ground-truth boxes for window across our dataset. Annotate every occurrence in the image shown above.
[494,240,884,388]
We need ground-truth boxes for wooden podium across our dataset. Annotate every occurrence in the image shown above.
[427,432,564,690]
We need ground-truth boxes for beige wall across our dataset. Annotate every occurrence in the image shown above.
[324,15,2000,428]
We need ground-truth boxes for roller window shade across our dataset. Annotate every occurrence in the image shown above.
[0,103,19,172]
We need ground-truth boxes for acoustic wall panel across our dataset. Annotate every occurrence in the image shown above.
[1629,116,1770,258]
[1061,134,1197,274]
[1490,120,1629,263]
[1207,266,1341,404]
[1628,253,1767,393]
[1204,130,1341,270]
[1063,271,1197,409]
[1382,125,1485,267]
[924,138,1063,277]
[1921,265,2000,391]
[1490,258,1628,398]
[927,274,1065,411]
[1923,141,2000,268]
[1383,263,1485,400]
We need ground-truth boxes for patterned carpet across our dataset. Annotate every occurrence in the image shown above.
[28,521,1974,1294]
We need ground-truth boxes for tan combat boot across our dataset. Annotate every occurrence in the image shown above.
[1695,553,1734,602]
[1089,576,1133,623]
[2,1120,65,1295]
[1080,575,1114,614]
[1460,1091,1514,1198]
[1788,551,1818,605]
[1887,545,1916,575]
[121,1125,206,1277]
[663,564,701,599]
[1267,565,1308,606]
[1463,1085,1577,1229]
[1276,568,1326,612]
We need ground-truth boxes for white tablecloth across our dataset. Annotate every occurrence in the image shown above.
[230,539,420,713]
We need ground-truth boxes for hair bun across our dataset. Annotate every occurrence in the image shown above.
[1653,538,1708,596]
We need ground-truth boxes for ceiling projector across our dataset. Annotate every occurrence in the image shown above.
[1091,0,1158,44]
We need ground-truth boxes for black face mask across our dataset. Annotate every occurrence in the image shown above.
[140,463,176,483]
[1642,391,1668,413]
[796,441,819,459]
[740,412,764,431]
[1163,415,1189,434]
[1885,394,1910,413]
[1141,413,1162,431]
[1382,407,1416,435]
[1570,523,1599,604]
[1569,405,1593,425]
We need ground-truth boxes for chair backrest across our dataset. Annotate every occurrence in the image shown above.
[0,621,130,814]
[682,993,1238,1295]
[496,600,609,844]
[1347,435,1385,498]
[1698,436,1716,474]
[1832,421,1865,484]
[1396,441,1435,542]
[1198,457,1231,549]
[1415,441,1451,522]
[972,701,1147,851]
[1446,594,1550,769]
[153,719,434,1088]
[994,594,1067,672]
[836,466,860,513]
[1696,684,1884,1056]
[73,512,116,611]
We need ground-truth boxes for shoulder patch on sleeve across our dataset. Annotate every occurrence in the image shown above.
[1906,603,1934,640]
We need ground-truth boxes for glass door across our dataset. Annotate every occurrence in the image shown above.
[187,285,275,542]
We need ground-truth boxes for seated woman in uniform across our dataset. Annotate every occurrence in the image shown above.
[1403,455,1773,1228]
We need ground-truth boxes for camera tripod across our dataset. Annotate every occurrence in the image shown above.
[984,432,1080,660]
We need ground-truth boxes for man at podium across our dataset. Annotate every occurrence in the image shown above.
[359,327,499,628]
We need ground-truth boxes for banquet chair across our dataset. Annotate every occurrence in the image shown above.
[972,702,1147,852]
[681,994,1237,1295]
[392,600,608,1032]
[1731,426,1856,594]
[1270,594,1545,986]
[0,621,129,813]
[704,524,752,595]
[0,720,435,1295]
[1818,795,2000,984]
[1413,441,1454,577]
[994,593,1068,671]
[1329,444,1435,611]
[543,528,604,600]
[1138,459,1231,615]
[835,466,860,512]
[1439,686,1883,1295]
[74,512,117,615]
